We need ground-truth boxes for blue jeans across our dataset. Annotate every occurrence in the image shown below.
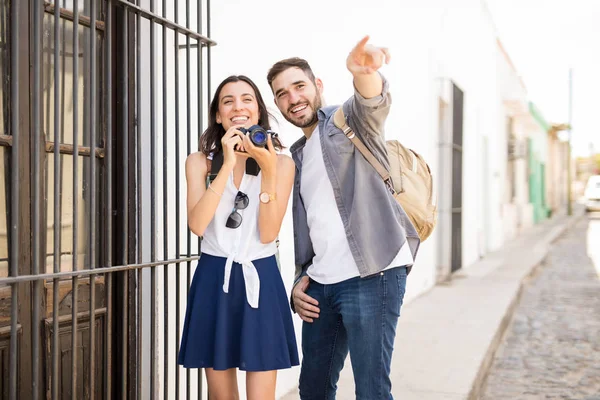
[298,266,408,400]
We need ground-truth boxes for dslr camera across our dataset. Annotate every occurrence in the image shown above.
[238,125,276,148]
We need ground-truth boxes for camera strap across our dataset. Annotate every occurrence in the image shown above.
[206,151,223,185]
[205,152,260,188]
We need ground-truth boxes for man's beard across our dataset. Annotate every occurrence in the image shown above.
[284,95,322,128]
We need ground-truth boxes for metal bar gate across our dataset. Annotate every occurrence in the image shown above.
[0,0,215,398]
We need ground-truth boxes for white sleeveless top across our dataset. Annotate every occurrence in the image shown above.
[201,167,277,309]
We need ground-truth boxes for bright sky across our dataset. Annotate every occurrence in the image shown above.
[486,0,600,157]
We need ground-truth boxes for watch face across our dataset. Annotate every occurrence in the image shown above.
[260,192,269,203]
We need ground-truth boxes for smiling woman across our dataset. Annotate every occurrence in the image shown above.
[179,73,298,400]
[198,75,283,155]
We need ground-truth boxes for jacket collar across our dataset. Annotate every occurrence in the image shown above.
[289,105,339,156]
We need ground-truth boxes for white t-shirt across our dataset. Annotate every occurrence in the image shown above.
[300,126,413,284]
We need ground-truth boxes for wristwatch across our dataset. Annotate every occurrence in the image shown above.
[259,192,277,204]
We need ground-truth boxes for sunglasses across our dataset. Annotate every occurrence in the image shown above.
[226,191,249,229]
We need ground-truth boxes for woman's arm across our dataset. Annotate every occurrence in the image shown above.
[257,154,295,244]
[187,127,242,236]
[186,152,233,237]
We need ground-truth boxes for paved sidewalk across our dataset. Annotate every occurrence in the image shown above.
[280,208,584,400]
[482,216,600,399]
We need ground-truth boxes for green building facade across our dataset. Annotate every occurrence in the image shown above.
[528,102,551,223]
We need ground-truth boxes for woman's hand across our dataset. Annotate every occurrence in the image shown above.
[241,132,278,176]
[220,126,245,168]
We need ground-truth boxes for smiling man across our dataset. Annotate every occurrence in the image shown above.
[267,36,421,400]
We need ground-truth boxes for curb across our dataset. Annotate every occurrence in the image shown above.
[468,211,586,400]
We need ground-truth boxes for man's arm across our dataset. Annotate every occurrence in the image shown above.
[353,72,384,100]
[341,36,392,141]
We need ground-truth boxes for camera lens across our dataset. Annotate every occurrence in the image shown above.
[248,126,268,147]
[251,131,267,147]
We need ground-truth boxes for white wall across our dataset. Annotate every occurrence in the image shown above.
[131,0,518,397]
[207,1,505,398]
[496,41,531,241]
[428,3,502,266]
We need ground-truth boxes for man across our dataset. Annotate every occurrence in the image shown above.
[267,36,420,400]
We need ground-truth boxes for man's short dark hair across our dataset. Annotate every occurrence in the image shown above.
[267,57,317,91]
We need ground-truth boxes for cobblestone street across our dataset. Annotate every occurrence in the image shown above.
[482,215,600,400]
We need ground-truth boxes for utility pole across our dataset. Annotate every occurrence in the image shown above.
[567,68,573,216]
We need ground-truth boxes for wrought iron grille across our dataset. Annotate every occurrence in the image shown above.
[0,0,215,398]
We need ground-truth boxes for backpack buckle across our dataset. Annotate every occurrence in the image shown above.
[342,125,355,139]
[384,178,397,195]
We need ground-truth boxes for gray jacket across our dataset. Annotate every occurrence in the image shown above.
[290,74,421,289]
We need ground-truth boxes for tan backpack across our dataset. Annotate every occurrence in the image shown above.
[333,107,437,241]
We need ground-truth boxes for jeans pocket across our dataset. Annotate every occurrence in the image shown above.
[394,267,408,313]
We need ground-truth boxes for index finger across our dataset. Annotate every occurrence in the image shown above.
[351,35,370,54]
[241,132,256,150]
[296,298,320,314]
[231,129,246,139]
[224,127,243,140]
[295,290,319,307]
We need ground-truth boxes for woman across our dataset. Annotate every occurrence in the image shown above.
[177,75,299,400]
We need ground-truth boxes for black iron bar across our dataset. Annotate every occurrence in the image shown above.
[71,0,81,397]
[104,1,114,397]
[121,9,129,399]
[52,0,62,397]
[89,0,98,397]
[53,307,107,323]
[197,1,204,396]
[60,0,67,147]
[135,0,144,399]
[161,0,169,396]
[44,13,52,147]
[185,0,192,395]
[135,1,142,398]
[8,0,20,398]
[149,0,158,397]
[207,0,211,99]
[0,255,201,284]
[44,141,106,158]
[32,0,43,397]
[43,2,106,31]
[0,2,6,131]
[174,1,181,397]
[114,0,215,46]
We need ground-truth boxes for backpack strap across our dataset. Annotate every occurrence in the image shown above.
[333,107,398,194]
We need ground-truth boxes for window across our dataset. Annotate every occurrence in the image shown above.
[41,9,104,273]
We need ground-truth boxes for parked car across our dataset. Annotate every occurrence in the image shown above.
[584,175,600,212]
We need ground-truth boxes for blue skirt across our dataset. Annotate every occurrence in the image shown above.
[177,253,299,371]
